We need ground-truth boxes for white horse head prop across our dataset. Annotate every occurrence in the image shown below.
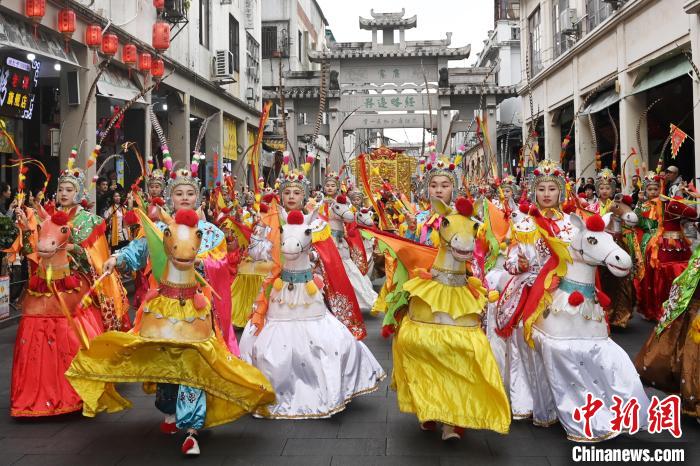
[330,195,356,223]
[280,209,324,265]
[356,208,375,227]
[569,213,632,277]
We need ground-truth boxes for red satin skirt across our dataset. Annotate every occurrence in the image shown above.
[11,283,104,417]
[636,245,691,321]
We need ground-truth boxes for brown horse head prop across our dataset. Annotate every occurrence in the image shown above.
[160,209,202,272]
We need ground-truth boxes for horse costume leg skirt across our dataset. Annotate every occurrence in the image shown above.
[239,309,385,419]
[66,328,276,428]
[531,328,650,441]
[507,327,539,421]
[11,308,103,417]
[392,316,511,434]
[635,296,700,417]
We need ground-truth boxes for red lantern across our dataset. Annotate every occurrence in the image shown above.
[25,0,46,24]
[152,21,170,53]
[57,8,76,51]
[85,23,102,48]
[154,0,165,11]
[123,43,137,77]
[138,52,152,75]
[122,43,138,66]
[101,33,118,57]
[151,58,165,81]
[57,8,76,39]
[85,23,102,63]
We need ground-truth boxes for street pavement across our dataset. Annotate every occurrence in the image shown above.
[1,310,699,465]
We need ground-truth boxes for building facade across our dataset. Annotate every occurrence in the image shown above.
[0,0,262,202]
[260,0,329,186]
[519,0,699,186]
[473,0,523,177]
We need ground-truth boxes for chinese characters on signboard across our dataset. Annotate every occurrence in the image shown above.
[362,95,417,110]
[0,57,40,120]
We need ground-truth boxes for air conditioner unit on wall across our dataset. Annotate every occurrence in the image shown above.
[213,50,236,84]
[165,0,186,19]
[602,0,624,9]
[561,9,579,35]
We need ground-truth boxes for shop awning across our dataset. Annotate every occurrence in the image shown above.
[97,68,146,103]
[580,88,620,115]
[631,54,692,95]
[0,11,79,67]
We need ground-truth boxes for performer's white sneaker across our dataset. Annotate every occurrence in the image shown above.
[181,433,200,456]
[441,425,464,441]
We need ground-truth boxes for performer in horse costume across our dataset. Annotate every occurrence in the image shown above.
[53,167,129,331]
[637,190,695,321]
[11,206,104,417]
[105,167,238,355]
[494,160,575,424]
[589,168,616,215]
[239,209,384,419]
[526,211,649,441]
[599,192,640,328]
[67,208,275,456]
[392,197,510,440]
[634,172,662,319]
[403,159,457,247]
[635,238,700,419]
[328,194,377,312]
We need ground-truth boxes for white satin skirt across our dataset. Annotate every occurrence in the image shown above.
[342,257,378,312]
[239,287,385,419]
[530,327,650,441]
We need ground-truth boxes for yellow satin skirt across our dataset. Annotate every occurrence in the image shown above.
[392,314,511,433]
[231,260,273,328]
[231,273,265,327]
[65,330,275,428]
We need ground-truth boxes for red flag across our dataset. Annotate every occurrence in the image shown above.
[670,124,688,159]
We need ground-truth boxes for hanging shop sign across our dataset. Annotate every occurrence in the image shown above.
[0,56,40,120]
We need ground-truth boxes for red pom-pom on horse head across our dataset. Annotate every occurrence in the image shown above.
[454,197,473,217]
[585,214,606,232]
[50,211,70,226]
[287,210,305,225]
[174,209,199,227]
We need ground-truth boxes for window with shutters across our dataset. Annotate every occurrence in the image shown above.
[229,15,240,73]
[262,26,277,58]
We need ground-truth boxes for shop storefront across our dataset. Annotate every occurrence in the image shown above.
[0,9,77,196]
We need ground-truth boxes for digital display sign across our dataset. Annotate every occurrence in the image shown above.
[0,56,40,120]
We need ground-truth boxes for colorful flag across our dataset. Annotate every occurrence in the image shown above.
[670,124,688,159]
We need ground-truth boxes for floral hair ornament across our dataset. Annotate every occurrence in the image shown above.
[595,167,617,192]
[528,159,567,205]
[641,171,661,191]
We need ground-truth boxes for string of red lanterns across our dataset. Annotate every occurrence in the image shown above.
[24,0,169,85]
